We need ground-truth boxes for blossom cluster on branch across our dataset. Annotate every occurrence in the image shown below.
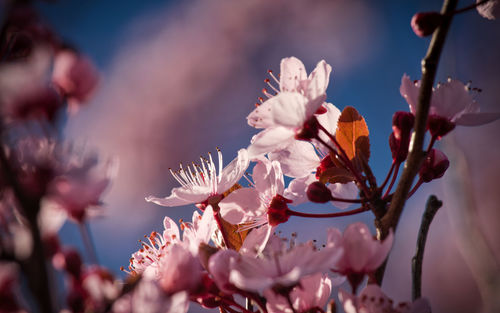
[0,1,499,313]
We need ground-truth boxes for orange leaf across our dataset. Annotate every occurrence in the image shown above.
[218,217,250,251]
[335,106,370,166]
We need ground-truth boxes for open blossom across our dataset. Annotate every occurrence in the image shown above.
[339,285,431,313]
[247,57,332,159]
[219,233,343,293]
[264,273,332,313]
[477,0,500,20]
[146,149,249,208]
[327,223,393,281]
[400,74,500,127]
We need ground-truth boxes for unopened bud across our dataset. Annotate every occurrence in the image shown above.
[53,248,82,278]
[411,12,443,37]
[307,181,333,203]
[392,111,414,139]
[419,149,449,182]
[427,114,455,138]
[267,195,292,226]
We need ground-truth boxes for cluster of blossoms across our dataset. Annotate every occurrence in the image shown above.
[0,1,499,313]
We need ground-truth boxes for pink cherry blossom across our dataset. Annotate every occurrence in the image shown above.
[264,273,332,313]
[146,149,249,208]
[400,74,500,127]
[227,234,343,292]
[327,223,393,276]
[339,284,431,313]
[477,0,500,20]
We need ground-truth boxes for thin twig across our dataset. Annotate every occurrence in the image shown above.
[412,195,442,300]
[374,0,458,285]
[287,206,370,219]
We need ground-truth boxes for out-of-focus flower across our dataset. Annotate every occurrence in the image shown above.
[419,148,449,183]
[0,262,25,313]
[264,273,332,313]
[400,75,500,131]
[327,223,393,290]
[146,149,249,208]
[111,278,189,313]
[477,0,500,20]
[410,12,442,37]
[157,244,203,294]
[81,266,120,311]
[226,234,342,292]
[52,49,99,111]
[338,284,431,313]
[389,111,414,163]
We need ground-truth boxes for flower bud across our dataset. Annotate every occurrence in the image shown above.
[392,111,414,139]
[307,181,333,203]
[411,12,443,37]
[267,195,292,226]
[52,248,82,278]
[419,149,449,182]
[427,114,455,138]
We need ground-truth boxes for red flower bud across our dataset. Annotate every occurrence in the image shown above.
[307,181,333,203]
[267,195,292,226]
[427,114,455,139]
[316,155,335,179]
[392,111,414,139]
[419,149,449,182]
[411,12,443,37]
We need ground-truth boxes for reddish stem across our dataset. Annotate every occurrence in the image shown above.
[380,161,396,191]
[426,135,438,153]
[287,206,370,218]
[407,178,424,199]
[382,162,400,199]
[454,0,491,15]
[211,204,232,249]
[330,196,363,203]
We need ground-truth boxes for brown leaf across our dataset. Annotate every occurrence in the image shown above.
[218,216,250,251]
[335,106,370,167]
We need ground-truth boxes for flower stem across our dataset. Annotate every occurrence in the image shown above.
[382,163,400,199]
[407,178,424,199]
[375,0,459,285]
[211,204,232,250]
[412,195,442,300]
[379,161,396,191]
[287,206,370,219]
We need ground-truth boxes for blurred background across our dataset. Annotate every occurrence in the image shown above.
[29,0,500,312]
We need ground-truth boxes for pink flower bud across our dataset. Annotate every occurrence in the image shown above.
[389,112,414,163]
[411,12,443,37]
[419,149,449,183]
[52,248,82,278]
[307,181,333,203]
[427,114,455,138]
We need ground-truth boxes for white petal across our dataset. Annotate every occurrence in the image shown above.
[454,112,500,126]
[305,60,332,100]
[328,182,358,210]
[284,174,316,205]
[218,149,249,193]
[316,103,342,153]
[271,92,310,127]
[280,57,307,92]
[145,187,205,207]
[269,141,320,178]
[240,224,273,256]
[432,79,475,120]
[248,127,295,159]
[400,74,420,114]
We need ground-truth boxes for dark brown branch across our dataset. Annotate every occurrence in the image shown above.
[374,0,459,285]
[412,195,442,300]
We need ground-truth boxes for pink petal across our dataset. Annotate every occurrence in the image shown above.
[271,92,310,127]
[248,127,295,159]
[218,149,249,193]
[304,94,327,119]
[218,188,264,224]
[208,249,240,294]
[343,222,375,273]
[365,229,394,272]
[316,103,342,153]
[432,79,474,120]
[454,112,500,126]
[268,141,320,178]
[328,182,358,210]
[240,224,273,256]
[280,57,307,92]
[283,174,316,205]
[305,60,332,100]
[145,189,200,207]
[162,216,180,242]
[400,74,419,114]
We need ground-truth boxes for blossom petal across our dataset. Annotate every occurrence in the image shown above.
[343,222,375,273]
[248,127,295,159]
[280,57,307,92]
[365,229,393,272]
[454,112,500,126]
[400,74,420,114]
[432,79,475,120]
[283,174,316,205]
[305,60,332,100]
[240,224,273,256]
[218,149,249,193]
[328,182,358,210]
[145,187,206,207]
[219,188,264,224]
[269,141,320,178]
